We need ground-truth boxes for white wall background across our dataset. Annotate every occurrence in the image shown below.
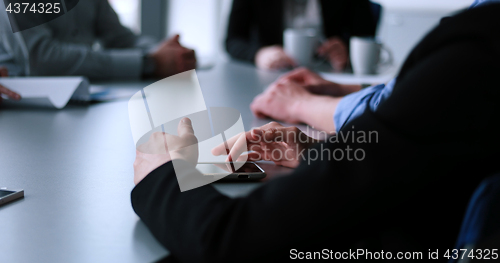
[108,0,141,34]
[111,0,476,67]
[166,0,221,61]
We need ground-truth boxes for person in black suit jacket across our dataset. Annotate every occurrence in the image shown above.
[132,5,500,262]
[225,0,377,71]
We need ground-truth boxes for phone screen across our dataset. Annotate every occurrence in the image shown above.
[196,162,263,175]
[0,190,16,198]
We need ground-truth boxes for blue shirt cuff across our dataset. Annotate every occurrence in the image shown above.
[334,78,397,132]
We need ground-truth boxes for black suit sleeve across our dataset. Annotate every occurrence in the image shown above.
[225,0,376,63]
[224,0,261,63]
[132,156,389,262]
[133,122,444,262]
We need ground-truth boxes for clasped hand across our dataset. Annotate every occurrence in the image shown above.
[134,118,198,185]
[212,122,317,168]
[0,67,21,104]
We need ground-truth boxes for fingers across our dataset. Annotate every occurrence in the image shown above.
[280,55,297,68]
[0,84,21,100]
[330,53,348,71]
[177,117,195,138]
[270,79,303,93]
[280,67,310,82]
[226,131,248,163]
[255,126,302,144]
[268,59,284,69]
[237,152,263,162]
[211,131,252,156]
[246,141,290,163]
[211,122,284,156]
[176,48,197,72]
[317,38,348,71]
[167,34,180,45]
[317,38,345,55]
[256,46,296,70]
[274,48,295,68]
[138,118,197,156]
[172,117,197,151]
[227,129,289,163]
[250,95,268,119]
[224,127,284,163]
[211,123,303,167]
[269,54,295,69]
[276,78,297,87]
[211,143,227,156]
[212,162,233,172]
[331,60,347,71]
[277,67,325,89]
[181,48,195,59]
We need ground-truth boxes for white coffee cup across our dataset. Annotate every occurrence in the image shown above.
[350,37,392,75]
[283,28,319,66]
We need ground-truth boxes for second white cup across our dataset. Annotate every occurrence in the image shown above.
[350,37,392,75]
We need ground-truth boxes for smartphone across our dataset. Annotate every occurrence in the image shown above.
[196,162,266,181]
[0,188,24,206]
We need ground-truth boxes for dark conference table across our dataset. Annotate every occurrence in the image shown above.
[0,60,299,262]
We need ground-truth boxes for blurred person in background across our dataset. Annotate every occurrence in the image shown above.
[250,0,500,133]
[19,0,196,80]
[0,8,25,104]
[225,0,377,71]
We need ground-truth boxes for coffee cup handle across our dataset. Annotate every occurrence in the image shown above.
[378,44,393,68]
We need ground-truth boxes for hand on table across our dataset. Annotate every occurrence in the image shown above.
[255,45,297,70]
[317,37,348,71]
[149,34,197,78]
[212,122,317,168]
[134,118,198,185]
[0,67,21,105]
[278,67,362,97]
[277,67,341,96]
[250,79,312,124]
[251,69,345,132]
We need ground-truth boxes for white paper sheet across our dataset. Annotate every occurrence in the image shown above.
[0,77,90,109]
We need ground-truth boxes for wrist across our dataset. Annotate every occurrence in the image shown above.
[292,93,317,123]
[298,95,339,133]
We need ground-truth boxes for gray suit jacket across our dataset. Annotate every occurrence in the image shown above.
[0,9,30,76]
[21,0,156,80]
